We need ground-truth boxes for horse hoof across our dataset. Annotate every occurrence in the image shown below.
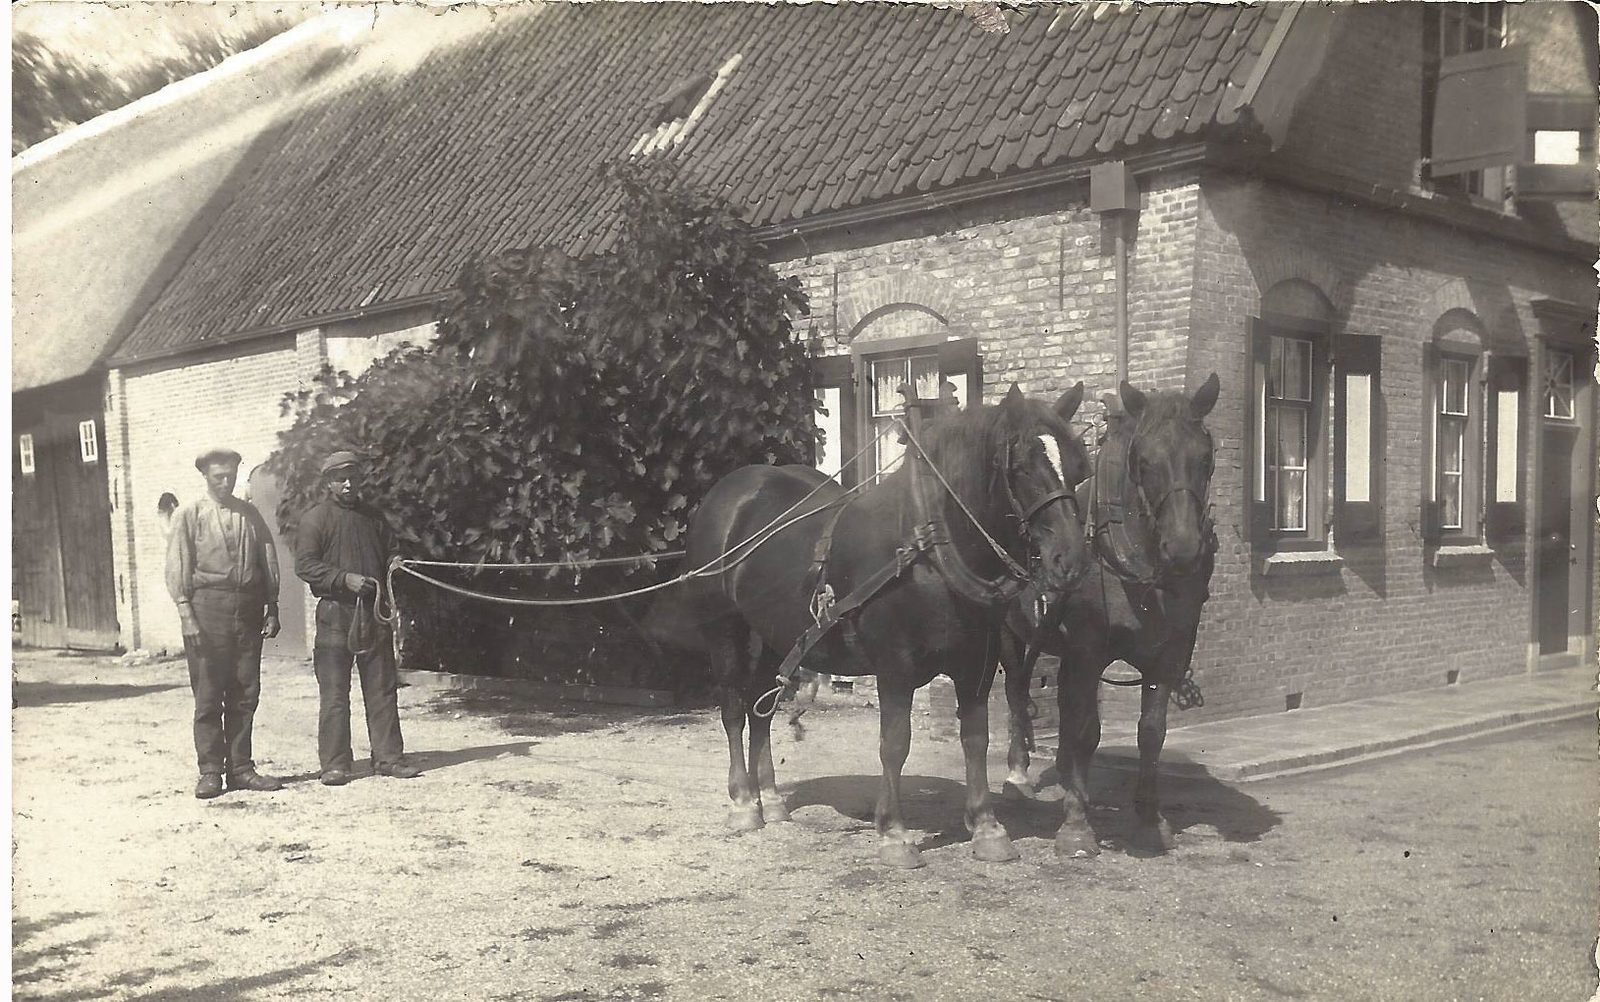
[878,841,925,869]
[762,799,791,824]
[1054,828,1100,859]
[728,806,764,832]
[1130,819,1175,854]
[972,834,1020,863]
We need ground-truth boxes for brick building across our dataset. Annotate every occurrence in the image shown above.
[32,3,1595,722]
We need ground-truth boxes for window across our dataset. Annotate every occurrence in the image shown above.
[1422,323,1491,544]
[19,433,35,475]
[808,334,980,488]
[1423,3,1518,202]
[1266,335,1314,533]
[1435,357,1472,531]
[1544,349,1575,420]
[1248,313,1331,551]
[78,420,99,464]
[1521,95,1598,199]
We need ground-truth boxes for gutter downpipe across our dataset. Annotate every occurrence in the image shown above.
[1090,160,1140,400]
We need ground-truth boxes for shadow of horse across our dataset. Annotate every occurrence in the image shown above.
[784,762,1282,857]
[1030,755,1284,856]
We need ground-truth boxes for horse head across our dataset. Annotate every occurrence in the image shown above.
[1118,373,1220,578]
[996,381,1094,601]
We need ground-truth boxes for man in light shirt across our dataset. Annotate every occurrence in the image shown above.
[166,447,284,800]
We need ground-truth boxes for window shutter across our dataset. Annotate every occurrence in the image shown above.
[1246,320,1273,552]
[811,354,858,488]
[936,338,982,410]
[1485,354,1527,543]
[1431,45,1529,177]
[1420,343,1442,543]
[1334,334,1382,543]
[1518,93,1596,199]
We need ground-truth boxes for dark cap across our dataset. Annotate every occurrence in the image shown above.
[320,451,363,476]
[194,448,243,472]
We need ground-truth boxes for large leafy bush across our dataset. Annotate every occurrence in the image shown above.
[265,162,817,685]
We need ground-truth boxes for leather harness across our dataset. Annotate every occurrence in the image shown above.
[758,400,1074,712]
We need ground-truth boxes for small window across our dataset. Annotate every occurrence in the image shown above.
[1544,349,1575,419]
[868,352,941,482]
[19,434,35,475]
[1436,357,1472,531]
[1533,130,1582,165]
[78,419,100,464]
[1266,335,1315,533]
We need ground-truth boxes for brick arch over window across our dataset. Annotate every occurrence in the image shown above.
[836,270,954,338]
[1248,245,1345,316]
[845,302,950,343]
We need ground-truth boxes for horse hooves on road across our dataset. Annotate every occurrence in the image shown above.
[972,835,1021,863]
[761,800,791,824]
[1054,828,1101,859]
[877,841,926,869]
[1128,819,1175,855]
[728,806,765,832]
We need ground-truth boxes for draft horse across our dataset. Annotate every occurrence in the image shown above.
[679,384,1094,868]
[1002,375,1220,856]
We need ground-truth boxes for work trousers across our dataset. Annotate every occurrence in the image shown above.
[313,598,404,773]
[184,588,266,777]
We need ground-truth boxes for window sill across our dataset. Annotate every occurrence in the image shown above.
[1260,551,1345,577]
[1430,544,1494,569]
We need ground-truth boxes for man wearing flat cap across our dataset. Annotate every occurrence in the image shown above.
[166,447,284,799]
[294,451,421,785]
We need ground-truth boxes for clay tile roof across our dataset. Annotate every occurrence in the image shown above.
[113,1,1280,363]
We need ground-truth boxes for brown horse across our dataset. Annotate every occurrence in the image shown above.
[675,384,1093,867]
[1002,375,1219,856]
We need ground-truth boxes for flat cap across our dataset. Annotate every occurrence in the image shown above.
[320,450,363,475]
[194,447,243,472]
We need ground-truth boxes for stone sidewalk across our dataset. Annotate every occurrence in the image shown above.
[1037,666,1599,782]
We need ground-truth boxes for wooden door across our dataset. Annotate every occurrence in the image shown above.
[1536,425,1578,656]
[44,423,119,649]
[13,429,67,648]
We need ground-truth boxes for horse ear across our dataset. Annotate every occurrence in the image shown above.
[1120,380,1147,418]
[1191,372,1220,419]
[1002,382,1026,418]
[1054,381,1084,423]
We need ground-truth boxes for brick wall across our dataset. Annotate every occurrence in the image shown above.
[1278,4,1425,192]
[1186,169,1595,721]
[112,337,306,651]
[777,173,1202,430]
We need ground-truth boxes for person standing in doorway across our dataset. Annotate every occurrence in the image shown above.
[294,451,421,786]
[166,447,284,800]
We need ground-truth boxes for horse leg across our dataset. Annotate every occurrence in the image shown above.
[874,675,923,869]
[1054,650,1102,859]
[957,665,1019,863]
[1130,680,1175,853]
[999,631,1034,794]
[712,625,763,832]
[747,647,789,824]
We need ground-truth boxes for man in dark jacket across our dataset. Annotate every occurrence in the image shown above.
[294,451,421,786]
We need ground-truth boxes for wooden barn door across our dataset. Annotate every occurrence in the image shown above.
[46,420,119,649]
[13,427,67,648]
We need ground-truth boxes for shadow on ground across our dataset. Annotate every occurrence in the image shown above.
[14,681,184,708]
[783,758,1283,856]
[13,908,372,1002]
[421,688,705,738]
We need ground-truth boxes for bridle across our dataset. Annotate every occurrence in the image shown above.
[1105,421,1218,584]
[996,437,1085,569]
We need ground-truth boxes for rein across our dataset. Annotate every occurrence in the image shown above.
[754,397,1065,717]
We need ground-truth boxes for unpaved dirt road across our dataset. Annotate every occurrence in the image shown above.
[11,649,1597,1001]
